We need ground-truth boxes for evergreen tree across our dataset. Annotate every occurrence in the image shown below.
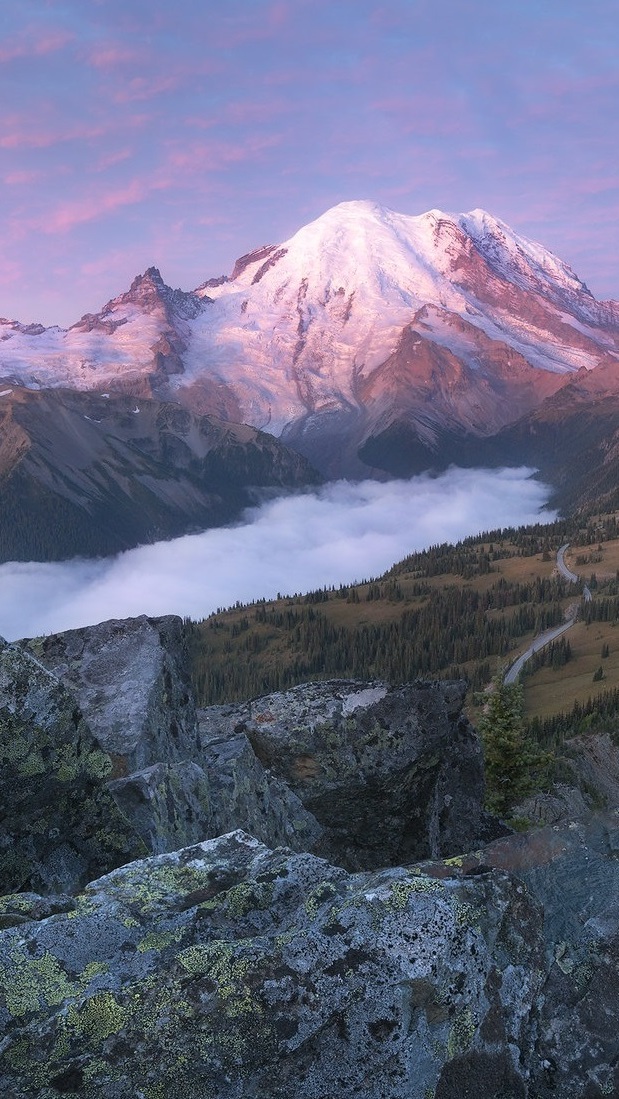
[478,677,543,818]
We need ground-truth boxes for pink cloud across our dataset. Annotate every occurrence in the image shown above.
[0,29,74,64]
[79,246,145,280]
[163,134,282,176]
[40,179,151,234]
[185,98,291,131]
[92,148,133,173]
[0,124,106,150]
[111,74,182,104]
[0,113,150,150]
[3,169,42,185]
[371,93,475,139]
[86,43,144,69]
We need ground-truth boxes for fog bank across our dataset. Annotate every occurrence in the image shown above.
[0,467,555,641]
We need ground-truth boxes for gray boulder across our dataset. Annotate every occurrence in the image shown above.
[22,614,197,773]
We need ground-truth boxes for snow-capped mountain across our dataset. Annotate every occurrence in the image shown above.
[2,201,618,477]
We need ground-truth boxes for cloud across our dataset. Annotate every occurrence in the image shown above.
[86,44,144,69]
[0,29,74,64]
[0,467,555,642]
[111,74,184,105]
[39,180,150,233]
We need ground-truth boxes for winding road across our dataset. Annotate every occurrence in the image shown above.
[504,543,590,685]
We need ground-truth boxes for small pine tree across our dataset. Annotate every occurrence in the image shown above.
[593,665,604,682]
[478,677,544,818]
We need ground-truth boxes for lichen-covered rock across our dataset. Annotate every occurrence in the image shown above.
[19,617,323,865]
[22,615,197,774]
[440,810,619,1098]
[107,730,322,859]
[108,760,213,854]
[198,679,486,869]
[201,724,323,851]
[0,830,544,1099]
[0,639,145,895]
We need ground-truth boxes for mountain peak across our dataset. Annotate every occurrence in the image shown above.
[129,267,166,294]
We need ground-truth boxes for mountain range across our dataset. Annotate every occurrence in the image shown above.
[2,200,619,558]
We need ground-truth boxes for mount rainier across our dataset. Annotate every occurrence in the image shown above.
[1,199,619,552]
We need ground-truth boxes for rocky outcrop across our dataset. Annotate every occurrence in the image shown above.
[198,679,489,869]
[0,830,545,1099]
[22,624,492,871]
[7,612,619,1096]
[0,638,144,896]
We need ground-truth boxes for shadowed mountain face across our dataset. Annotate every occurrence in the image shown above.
[0,387,321,562]
[1,202,618,482]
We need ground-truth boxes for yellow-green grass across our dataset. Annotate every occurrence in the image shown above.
[564,537,619,581]
[523,619,619,719]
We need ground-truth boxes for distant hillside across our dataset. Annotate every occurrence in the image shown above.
[0,387,321,562]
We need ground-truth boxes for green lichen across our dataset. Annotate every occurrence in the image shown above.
[78,961,109,987]
[67,990,127,1041]
[137,928,184,953]
[177,941,261,1018]
[388,875,442,909]
[304,881,337,919]
[17,750,46,777]
[452,900,481,928]
[104,862,208,915]
[446,1007,476,1058]
[1,949,73,1016]
[222,879,274,918]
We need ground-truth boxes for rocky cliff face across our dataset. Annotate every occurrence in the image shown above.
[2,614,619,1097]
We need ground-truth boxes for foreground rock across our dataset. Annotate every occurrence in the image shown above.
[0,830,544,1099]
[9,612,619,1096]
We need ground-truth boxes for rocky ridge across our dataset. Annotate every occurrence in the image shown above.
[2,615,619,1096]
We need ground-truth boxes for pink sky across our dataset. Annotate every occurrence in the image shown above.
[1,0,617,326]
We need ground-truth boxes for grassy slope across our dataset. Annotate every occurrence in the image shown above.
[188,515,619,723]
[186,512,611,712]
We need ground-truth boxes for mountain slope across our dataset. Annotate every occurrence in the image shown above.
[0,387,321,562]
[484,359,619,512]
[1,201,619,479]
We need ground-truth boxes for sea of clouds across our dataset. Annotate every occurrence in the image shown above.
[0,467,555,641]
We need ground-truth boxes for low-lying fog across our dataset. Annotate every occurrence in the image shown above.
[0,467,555,641]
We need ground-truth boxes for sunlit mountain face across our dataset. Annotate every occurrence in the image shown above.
[1,200,618,539]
